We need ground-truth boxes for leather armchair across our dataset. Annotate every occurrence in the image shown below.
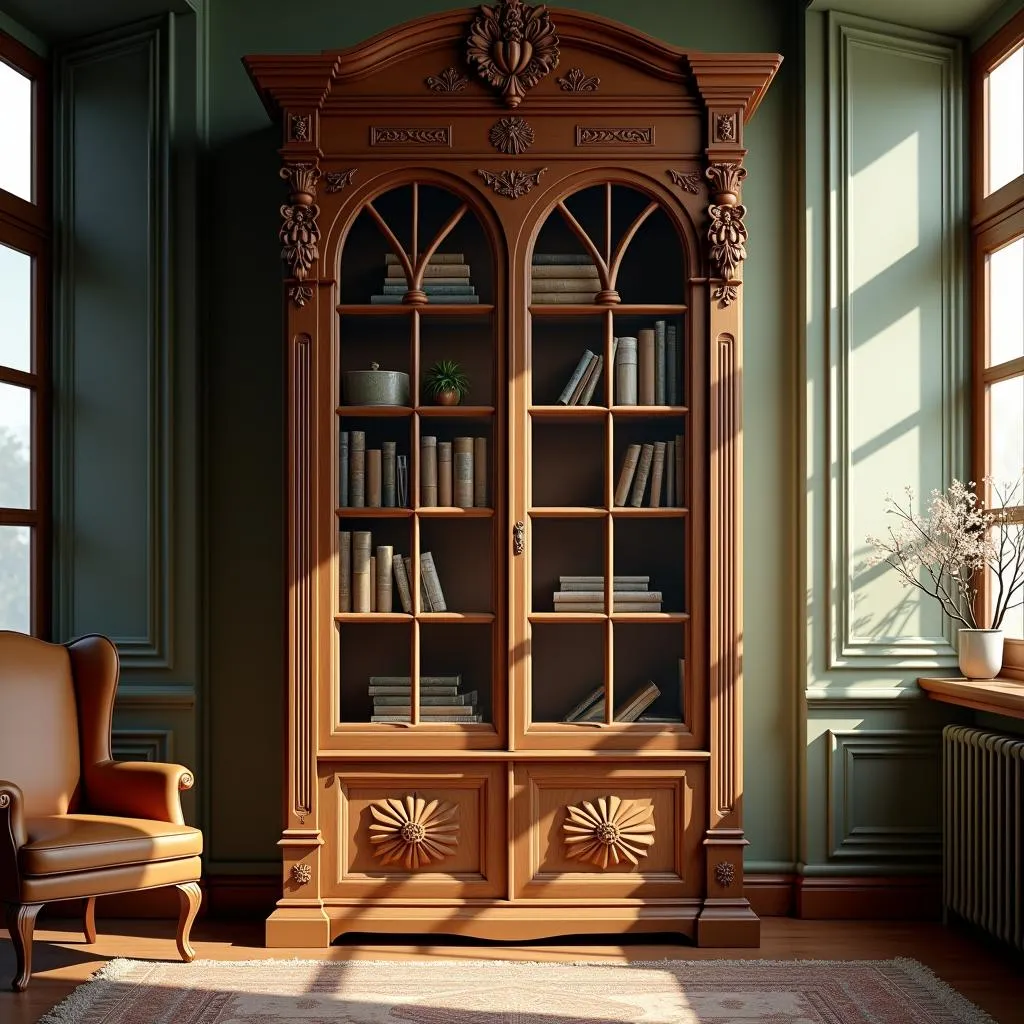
[0,631,202,991]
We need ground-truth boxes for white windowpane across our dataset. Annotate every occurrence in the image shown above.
[987,44,1024,195]
[989,236,1024,366]
[0,244,32,372]
[0,59,32,202]
[0,382,31,508]
[0,524,31,632]
[989,375,1024,490]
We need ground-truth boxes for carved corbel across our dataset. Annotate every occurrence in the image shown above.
[280,162,321,299]
[705,162,747,308]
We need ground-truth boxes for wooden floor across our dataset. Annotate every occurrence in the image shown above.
[1,917,1021,1023]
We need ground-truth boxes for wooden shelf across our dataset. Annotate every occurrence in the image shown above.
[529,612,607,623]
[417,506,493,518]
[529,506,608,518]
[530,405,607,420]
[336,507,413,518]
[918,676,1024,720]
[612,612,689,622]
[529,304,688,317]
[612,405,689,417]
[334,613,412,623]
[417,405,495,418]
[336,405,413,417]
[338,304,494,316]
[418,612,495,623]
[612,507,688,518]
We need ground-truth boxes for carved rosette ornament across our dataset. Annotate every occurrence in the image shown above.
[426,67,468,92]
[279,162,321,285]
[706,163,748,308]
[477,167,547,198]
[466,0,559,108]
[562,796,655,868]
[325,169,357,193]
[714,861,736,888]
[557,67,599,92]
[369,794,460,869]
[291,863,312,885]
[489,116,534,154]
[668,169,702,195]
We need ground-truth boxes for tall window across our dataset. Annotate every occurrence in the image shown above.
[0,32,48,635]
[972,10,1024,674]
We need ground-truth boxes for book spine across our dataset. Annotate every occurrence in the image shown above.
[615,337,637,405]
[559,350,596,405]
[531,292,599,304]
[392,551,412,613]
[397,455,408,507]
[404,554,429,612]
[385,252,465,265]
[375,545,393,613]
[339,430,349,507]
[649,441,666,508]
[382,441,396,507]
[578,354,604,406]
[675,434,684,506]
[453,436,474,508]
[366,448,382,507]
[654,320,666,405]
[420,435,437,506]
[437,441,453,506]
[638,328,655,405]
[629,443,655,507]
[387,263,470,277]
[568,353,599,405]
[666,324,678,406]
[420,551,447,611]
[665,438,676,509]
[338,530,351,612]
[530,275,601,290]
[352,531,372,612]
[474,436,487,507]
[369,555,376,612]
[531,253,595,265]
[614,444,642,506]
[350,431,366,507]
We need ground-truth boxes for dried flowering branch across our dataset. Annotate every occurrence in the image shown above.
[866,476,1024,631]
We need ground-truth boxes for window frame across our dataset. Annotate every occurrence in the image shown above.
[0,30,49,637]
[971,9,1024,677]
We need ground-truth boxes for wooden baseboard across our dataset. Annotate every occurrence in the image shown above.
[794,875,942,920]
[743,873,795,917]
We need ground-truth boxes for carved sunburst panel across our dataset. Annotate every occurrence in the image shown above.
[368,794,460,870]
[562,796,655,869]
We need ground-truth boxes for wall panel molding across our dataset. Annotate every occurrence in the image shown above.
[53,17,173,667]
[825,12,966,670]
[114,682,195,710]
[826,728,941,861]
[112,728,174,762]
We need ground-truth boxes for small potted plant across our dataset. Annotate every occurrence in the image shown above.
[424,359,470,406]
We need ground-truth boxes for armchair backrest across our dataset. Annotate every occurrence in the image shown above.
[0,632,118,817]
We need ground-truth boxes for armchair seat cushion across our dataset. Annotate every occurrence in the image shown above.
[20,814,203,876]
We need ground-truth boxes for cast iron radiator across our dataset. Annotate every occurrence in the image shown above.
[943,723,1023,951]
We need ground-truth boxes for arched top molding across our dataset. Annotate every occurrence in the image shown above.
[244,5,781,124]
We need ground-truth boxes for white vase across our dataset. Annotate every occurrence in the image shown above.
[957,629,1004,679]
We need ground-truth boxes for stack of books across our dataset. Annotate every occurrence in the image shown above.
[613,437,684,507]
[370,252,479,304]
[420,435,488,508]
[557,340,619,406]
[531,253,600,304]
[563,680,661,722]
[613,321,680,406]
[552,575,662,613]
[337,538,446,613]
[369,674,482,723]
[339,431,408,508]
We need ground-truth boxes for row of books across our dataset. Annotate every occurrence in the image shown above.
[371,252,481,305]
[615,322,680,406]
[421,435,487,507]
[368,674,482,723]
[614,437,684,508]
[531,253,599,305]
[563,679,663,722]
[552,575,662,613]
[339,432,409,508]
[338,533,447,613]
[557,341,615,406]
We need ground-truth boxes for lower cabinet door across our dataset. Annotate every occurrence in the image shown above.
[512,762,706,900]
[319,762,506,899]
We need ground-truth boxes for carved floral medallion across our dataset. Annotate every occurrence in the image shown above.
[369,795,460,869]
[291,863,312,885]
[715,113,736,142]
[706,163,748,307]
[562,796,655,868]
[714,861,736,888]
[425,67,468,92]
[557,67,599,92]
[477,167,547,198]
[466,0,560,108]
[489,116,534,155]
[279,163,321,283]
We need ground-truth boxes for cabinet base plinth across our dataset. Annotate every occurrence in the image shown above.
[696,899,761,947]
[265,904,331,947]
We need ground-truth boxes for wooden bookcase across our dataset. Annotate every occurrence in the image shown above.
[245,2,780,947]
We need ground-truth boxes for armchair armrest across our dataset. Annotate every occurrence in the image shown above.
[1,780,26,902]
[86,760,194,825]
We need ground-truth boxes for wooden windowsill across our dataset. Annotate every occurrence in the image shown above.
[918,676,1024,720]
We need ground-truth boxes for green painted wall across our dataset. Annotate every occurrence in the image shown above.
[202,0,799,872]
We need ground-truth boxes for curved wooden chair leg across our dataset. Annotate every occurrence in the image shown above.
[83,896,97,944]
[5,902,43,992]
[174,882,202,963]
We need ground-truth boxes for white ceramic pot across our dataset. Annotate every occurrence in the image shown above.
[957,629,1004,680]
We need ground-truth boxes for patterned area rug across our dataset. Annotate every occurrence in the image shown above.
[39,957,996,1024]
